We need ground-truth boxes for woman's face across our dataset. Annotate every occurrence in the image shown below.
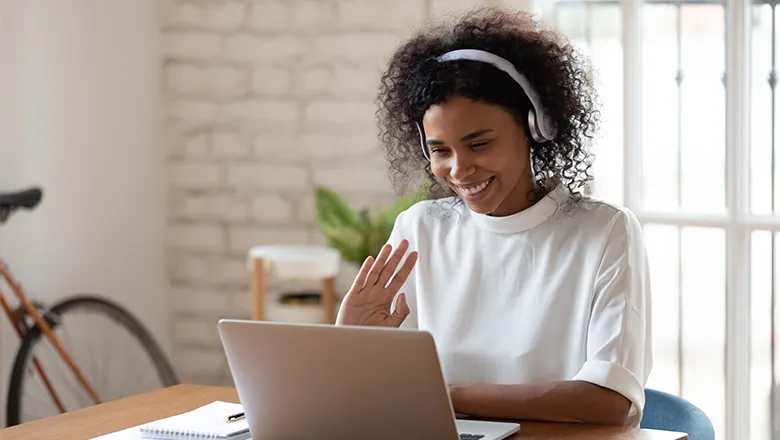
[422,96,534,216]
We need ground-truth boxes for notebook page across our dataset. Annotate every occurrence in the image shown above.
[139,401,249,438]
[91,426,143,439]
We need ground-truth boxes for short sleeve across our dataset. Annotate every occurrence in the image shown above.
[386,209,419,329]
[572,209,653,427]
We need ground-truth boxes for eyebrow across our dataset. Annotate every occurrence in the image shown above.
[426,129,494,146]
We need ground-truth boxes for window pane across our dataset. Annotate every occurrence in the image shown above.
[679,5,725,213]
[644,224,681,394]
[585,5,623,205]
[750,230,775,440]
[680,226,725,440]
[642,4,726,214]
[645,223,725,438]
[750,4,777,216]
[549,2,624,205]
[642,5,681,212]
[775,232,780,439]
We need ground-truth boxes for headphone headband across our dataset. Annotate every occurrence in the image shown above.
[416,48,557,161]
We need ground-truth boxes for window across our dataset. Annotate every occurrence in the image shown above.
[539,1,779,439]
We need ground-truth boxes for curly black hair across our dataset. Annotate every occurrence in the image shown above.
[375,6,600,206]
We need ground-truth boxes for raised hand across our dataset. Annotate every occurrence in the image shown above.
[335,239,418,327]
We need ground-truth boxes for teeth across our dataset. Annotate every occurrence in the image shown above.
[462,178,491,196]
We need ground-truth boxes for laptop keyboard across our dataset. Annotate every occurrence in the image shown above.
[459,435,485,439]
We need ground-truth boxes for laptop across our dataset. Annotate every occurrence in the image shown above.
[217,319,520,440]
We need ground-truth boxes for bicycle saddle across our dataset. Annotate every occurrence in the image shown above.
[0,187,43,211]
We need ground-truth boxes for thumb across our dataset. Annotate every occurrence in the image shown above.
[389,293,410,327]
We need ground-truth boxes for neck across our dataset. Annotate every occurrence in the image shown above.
[490,175,541,217]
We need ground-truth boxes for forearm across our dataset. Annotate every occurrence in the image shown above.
[449,380,631,426]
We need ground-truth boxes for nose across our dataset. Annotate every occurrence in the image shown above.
[448,152,476,182]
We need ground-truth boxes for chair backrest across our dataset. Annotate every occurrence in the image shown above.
[640,388,715,440]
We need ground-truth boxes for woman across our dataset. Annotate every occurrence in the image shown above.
[335,6,652,428]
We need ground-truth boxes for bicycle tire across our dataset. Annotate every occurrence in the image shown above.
[6,295,179,427]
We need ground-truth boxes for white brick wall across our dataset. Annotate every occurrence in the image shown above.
[164,32,222,59]
[161,0,512,386]
[166,64,249,97]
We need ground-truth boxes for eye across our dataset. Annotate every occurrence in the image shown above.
[470,140,490,149]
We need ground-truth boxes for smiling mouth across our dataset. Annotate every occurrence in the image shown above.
[455,177,495,197]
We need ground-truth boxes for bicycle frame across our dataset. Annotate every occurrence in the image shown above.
[0,258,102,416]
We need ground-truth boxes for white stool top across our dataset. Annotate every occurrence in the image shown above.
[248,245,341,279]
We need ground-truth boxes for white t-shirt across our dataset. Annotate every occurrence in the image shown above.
[387,184,653,427]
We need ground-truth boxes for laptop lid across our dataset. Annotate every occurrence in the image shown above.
[217,319,461,440]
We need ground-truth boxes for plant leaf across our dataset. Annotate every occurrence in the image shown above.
[366,215,392,259]
[318,223,366,264]
[315,186,360,231]
[378,184,427,233]
[314,186,368,265]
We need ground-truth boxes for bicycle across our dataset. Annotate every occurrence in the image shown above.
[0,187,179,427]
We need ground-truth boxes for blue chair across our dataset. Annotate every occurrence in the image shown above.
[640,388,715,440]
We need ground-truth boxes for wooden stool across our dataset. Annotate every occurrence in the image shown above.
[248,245,341,323]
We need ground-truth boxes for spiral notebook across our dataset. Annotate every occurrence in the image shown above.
[138,401,251,440]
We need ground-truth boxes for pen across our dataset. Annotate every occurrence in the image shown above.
[225,412,245,423]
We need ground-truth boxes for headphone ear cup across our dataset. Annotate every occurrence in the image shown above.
[527,109,547,144]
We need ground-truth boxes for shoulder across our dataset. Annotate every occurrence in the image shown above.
[558,195,642,240]
[546,194,646,266]
[562,197,647,272]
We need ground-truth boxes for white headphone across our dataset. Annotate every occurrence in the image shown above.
[416,49,557,161]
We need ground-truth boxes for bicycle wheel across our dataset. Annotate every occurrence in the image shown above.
[6,295,179,426]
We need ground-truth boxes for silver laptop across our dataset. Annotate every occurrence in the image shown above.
[217,319,520,440]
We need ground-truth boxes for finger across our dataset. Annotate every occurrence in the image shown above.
[377,239,409,287]
[363,244,392,288]
[386,251,418,294]
[348,255,374,296]
[389,293,410,327]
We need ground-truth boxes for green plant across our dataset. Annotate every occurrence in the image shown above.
[315,185,426,265]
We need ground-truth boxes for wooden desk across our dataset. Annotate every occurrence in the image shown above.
[1,384,688,440]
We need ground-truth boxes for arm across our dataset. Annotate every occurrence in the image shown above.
[449,380,631,425]
[452,209,652,427]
